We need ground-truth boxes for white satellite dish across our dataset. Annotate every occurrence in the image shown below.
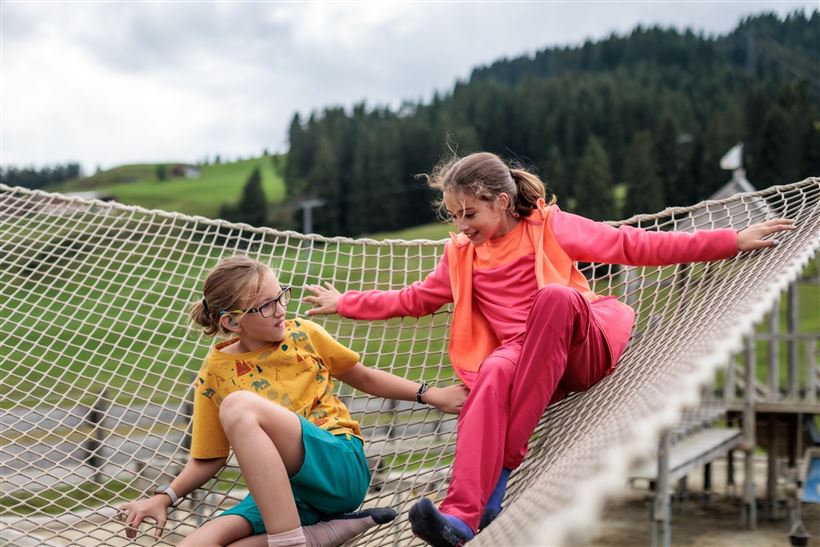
[720,143,744,171]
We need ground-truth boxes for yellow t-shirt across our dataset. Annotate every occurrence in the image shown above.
[190,318,362,459]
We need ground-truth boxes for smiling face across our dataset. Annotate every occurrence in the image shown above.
[443,190,518,246]
[221,270,289,352]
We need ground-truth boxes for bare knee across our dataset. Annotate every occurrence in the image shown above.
[219,391,263,433]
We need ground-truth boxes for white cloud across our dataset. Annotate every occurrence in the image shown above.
[1,1,815,172]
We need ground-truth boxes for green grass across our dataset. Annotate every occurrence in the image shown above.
[0,479,142,516]
[369,222,452,241]
[52,156,285,219]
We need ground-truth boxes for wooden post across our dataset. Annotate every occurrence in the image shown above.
[724,356,737,403]
[807,340,817,404]
[743,334,757,529]
[768,299,780,403]
[652,430,672,547]
[767,414,779,521]
[82,389,109,484]
[787,283,798,400]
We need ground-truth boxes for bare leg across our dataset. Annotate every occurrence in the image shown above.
[219,391,305,535]
[227,508,399,547]
[227,533,266,547]
[180,515,253,547]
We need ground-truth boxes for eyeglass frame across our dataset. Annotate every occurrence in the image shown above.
[220,286,292,318]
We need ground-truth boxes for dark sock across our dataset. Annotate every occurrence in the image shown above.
[409,498,474,547]
[479,467,511,530]
[305,507,396,547]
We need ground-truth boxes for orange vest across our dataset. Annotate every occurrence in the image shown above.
[445,201,600,376]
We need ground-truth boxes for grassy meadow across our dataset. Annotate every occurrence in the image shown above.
[52,156,285,219]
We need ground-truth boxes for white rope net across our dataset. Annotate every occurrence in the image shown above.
[1,179,818,546]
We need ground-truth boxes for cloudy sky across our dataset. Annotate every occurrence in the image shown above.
[2,1,815,173]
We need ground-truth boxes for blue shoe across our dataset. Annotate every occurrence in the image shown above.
[409,498,474,547]
[479,467,510,530]
[478,505,502,530]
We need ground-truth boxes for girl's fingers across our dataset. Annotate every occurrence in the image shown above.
[126,514,143,539]
[154,516,166,539]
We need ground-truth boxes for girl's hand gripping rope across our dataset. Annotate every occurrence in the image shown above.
[117,495,170,540]
[303,282,342,315]
[737,218,796,251]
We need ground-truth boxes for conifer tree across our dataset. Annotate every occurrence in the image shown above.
[234,167,267,226]
[541,145,566,204]
[574,136,615,220]
[655,116,683,206]
[757,105,797,186]
[624,130,664,216]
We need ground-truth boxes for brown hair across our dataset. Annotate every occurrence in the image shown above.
[424,152,555,219]
[190,256,272,337]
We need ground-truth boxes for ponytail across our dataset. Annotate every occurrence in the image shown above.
[509,168,555,216]
[424,152,556,220]
[190,299,221,337]
[190,256,271,337]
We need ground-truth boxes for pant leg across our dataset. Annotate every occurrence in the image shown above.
[503,284,611,470]
[438,349,518,532]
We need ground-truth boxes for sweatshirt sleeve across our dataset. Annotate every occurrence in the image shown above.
[303,319,360,377]
[551,209,739,266]
[190,367,230,459]
[337,247,453,319]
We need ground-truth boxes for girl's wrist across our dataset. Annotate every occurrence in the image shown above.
[422,386,439,407]
[416,381,431,404]
[153,493,173,508]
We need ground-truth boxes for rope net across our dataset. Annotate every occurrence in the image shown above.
[1,179,818,546]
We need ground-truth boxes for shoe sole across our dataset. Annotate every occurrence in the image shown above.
[409,498,468,547]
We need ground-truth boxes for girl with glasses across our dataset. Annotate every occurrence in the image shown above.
[119,256,467,547]
[304,152,797,547]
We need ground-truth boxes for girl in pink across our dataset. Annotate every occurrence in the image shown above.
[304,152,795,547]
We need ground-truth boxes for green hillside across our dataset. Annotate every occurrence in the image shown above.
[54,156,285,218]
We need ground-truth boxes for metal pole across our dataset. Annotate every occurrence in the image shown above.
[299,199,325,235]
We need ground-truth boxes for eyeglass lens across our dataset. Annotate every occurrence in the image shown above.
[259,287,291,317]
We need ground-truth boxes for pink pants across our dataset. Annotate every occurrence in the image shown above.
[438,285,612,532]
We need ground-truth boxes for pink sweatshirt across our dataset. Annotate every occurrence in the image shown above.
[338,207,738,387]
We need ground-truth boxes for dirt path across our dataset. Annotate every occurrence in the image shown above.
[587,490,819,547]
[587,456,820,547]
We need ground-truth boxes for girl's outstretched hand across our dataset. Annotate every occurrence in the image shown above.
[117,495,171,539]
[424,384,469,414]
[303,282,341,315]
[737,219,797,251]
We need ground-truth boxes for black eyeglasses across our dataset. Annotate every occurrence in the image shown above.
[221,286,291,318]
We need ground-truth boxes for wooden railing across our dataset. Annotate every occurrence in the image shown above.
[719,279,819,413]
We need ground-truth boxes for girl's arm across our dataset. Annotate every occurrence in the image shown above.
[551,209,795,266]
[303,247,454,319]
[118,456,226,539]
[335,362,468,414]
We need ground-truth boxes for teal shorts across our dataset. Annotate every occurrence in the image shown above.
[220,415,370,533]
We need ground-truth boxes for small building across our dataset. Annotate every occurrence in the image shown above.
[171,164,201,179]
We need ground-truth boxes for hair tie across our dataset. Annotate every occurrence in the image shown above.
[202,298,211,315]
